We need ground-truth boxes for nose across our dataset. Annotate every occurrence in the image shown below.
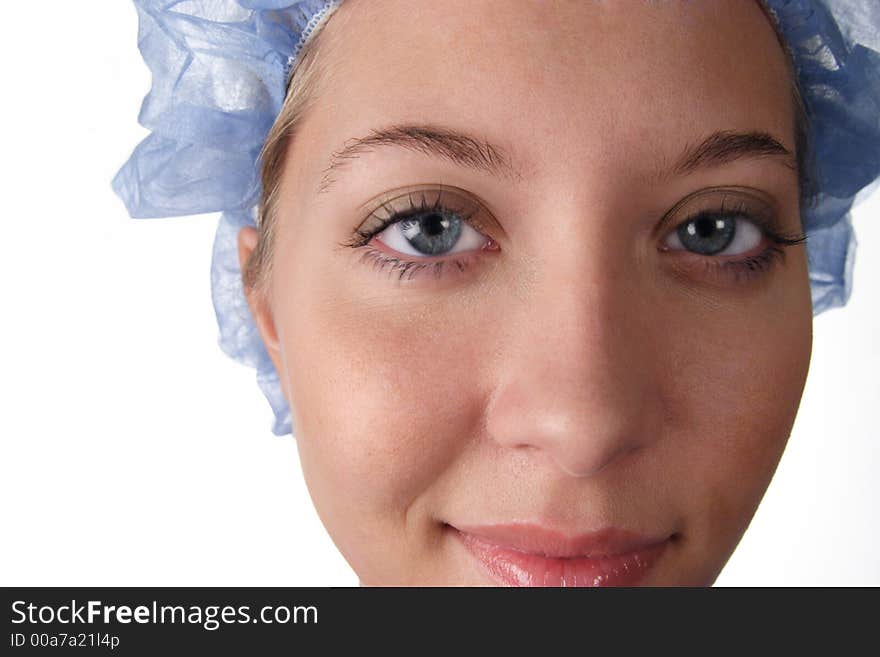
[484,245,663,479]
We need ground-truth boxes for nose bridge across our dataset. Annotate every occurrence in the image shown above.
[484,221,659,479]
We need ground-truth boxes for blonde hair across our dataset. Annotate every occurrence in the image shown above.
[243,23,332,299]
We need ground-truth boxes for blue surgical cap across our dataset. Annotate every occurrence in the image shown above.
[112,0,880,436]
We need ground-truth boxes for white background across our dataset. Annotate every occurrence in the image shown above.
[1,2,877,586]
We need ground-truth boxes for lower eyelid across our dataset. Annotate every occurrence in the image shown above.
[356,246,476,283]
[665,243,788,285]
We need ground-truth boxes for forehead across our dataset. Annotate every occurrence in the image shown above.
[300,0,793,189]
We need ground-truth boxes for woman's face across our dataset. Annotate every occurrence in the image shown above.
[239,0,812,585]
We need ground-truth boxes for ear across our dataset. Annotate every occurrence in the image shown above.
[237,226,296,428]
[237,225,281,361]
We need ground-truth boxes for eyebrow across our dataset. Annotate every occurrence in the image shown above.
[667,129,797,179]
[317,123,523,194]
[317,123,797,194]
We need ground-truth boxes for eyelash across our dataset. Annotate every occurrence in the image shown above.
[343,194,808,284]
[342,190,484,282]
[356,247,471,282]
[666,204,808,283]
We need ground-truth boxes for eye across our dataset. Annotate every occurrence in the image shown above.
[339,186,500,283]
[658,187,808,284]
[663,211,763,257]
[376,206,489,258]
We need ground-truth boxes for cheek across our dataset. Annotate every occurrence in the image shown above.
[277,271,486,572]
[660,263,812,579]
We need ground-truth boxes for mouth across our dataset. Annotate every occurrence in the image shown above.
[446,522,674,587]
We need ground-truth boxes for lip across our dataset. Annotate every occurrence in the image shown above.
[448,522,672,587]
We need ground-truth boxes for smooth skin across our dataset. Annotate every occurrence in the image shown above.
[238,0,812,585]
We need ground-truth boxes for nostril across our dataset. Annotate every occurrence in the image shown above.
[550,440,643,479]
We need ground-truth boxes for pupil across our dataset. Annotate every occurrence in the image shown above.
[423,213,445,236]
[695,217,716,238]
